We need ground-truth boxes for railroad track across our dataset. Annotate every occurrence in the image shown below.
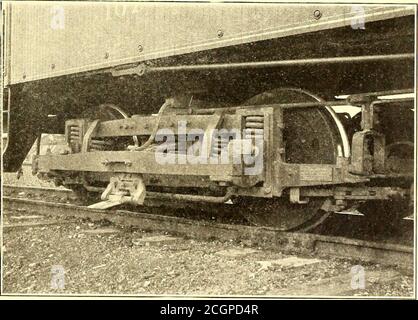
[2,184,414,271]
[3,184,74,200]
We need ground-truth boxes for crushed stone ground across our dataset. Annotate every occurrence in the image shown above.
[2,211,413,297]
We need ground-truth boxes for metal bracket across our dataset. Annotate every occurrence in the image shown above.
[349,100,385,175]
[289,188,308,204]
[88,175,146,209]
[111,64,147,77]
[102,160,132,167]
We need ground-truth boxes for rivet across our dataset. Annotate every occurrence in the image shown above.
[138,44,143,52]
[313,10,322,20]
[51,63,55,70]
[217,30,224,38]
[104,52,109,59]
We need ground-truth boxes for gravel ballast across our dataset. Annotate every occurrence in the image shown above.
[2,210,413,297]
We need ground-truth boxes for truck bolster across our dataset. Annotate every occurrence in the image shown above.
[35,151,237,180]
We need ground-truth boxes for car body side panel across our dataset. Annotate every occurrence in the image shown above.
[4,2,415,85]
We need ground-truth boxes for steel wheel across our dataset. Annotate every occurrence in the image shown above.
[243,87,349,163]
[238,197,331,232]
[239,88,348,231]
[82,103,139,147]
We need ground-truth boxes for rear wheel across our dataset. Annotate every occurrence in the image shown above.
[237,196,331,232]
[239,88,348,231]
[243,87,349,163]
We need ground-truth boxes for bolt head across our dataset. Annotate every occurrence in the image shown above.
[313,10,322,19]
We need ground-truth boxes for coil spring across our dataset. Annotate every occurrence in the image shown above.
[211,136,230,156]
[68,125,81,143]
[89,138,113,152]
[244,115,264,141]
[244,115,264,159]
[68,124,82,152]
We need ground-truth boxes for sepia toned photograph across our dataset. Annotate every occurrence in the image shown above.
[0,0,416,302]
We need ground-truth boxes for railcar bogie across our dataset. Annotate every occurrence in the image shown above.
[2,3,415,230]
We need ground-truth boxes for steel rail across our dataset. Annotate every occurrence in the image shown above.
[2,193,413,271]
[3,184,73,198]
